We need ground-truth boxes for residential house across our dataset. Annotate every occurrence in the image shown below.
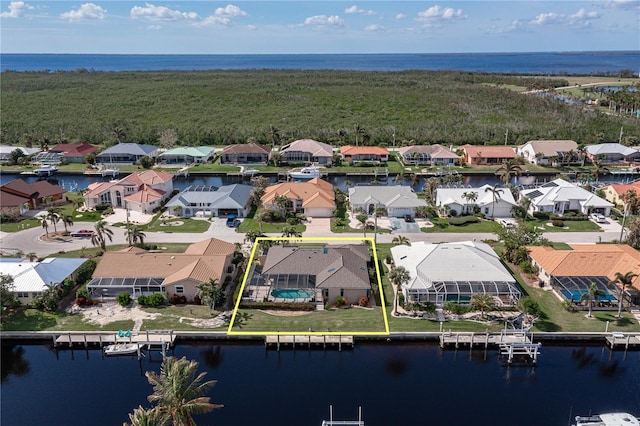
[520,178,613,216]
[460,144,516,165]
[88,238,236,300]
[584,143,640,164]
[339,146,389,164]
[83,170,174,214]
[527,244,640,305]
[158,146,216,165]
[0,179,67,216]
[391,241,520,305]
[279,139,333,165]
[435,185,517,217]
[261,178,335,218]
[0,257,87,304]
[96,143,159,165]
[397,144,460,166]
[260,244,371,302]
[516,140,582,166]
[0,145,40,163]
[46,142,99,164]
[348,186,427,217]
[166,184,253,218]
[602,182,640,210]
[220,143,271,164]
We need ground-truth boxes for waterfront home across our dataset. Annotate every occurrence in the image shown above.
[516,139,582,166]
[339,146,389,164]
[0,257,87,304]
[0,145,40,163]
[166,184,253,218]
[88,238,236,300]
[0,179,66,216]
[95,143,159,165]
[279,139,333,165]
[259,244,371,302]
[520,179,613,216]
[43,142,98,164]
[602,182,640,210]
[584,143,640,164]
[220,143,271,164]
[397,144,460,166]
[83,170,174,214]
[391,241,520,305]
[527,244,640,306]
[261,178,335,218]
[460,144,516,165]
[434,185,517,218]
[348,185,427,218]
[158,146,216,165]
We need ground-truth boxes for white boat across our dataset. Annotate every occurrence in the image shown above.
[33,165,59,176]
[242,168,259,177]
[99,167,119,177]
[288,166,322,180]
[103,343,141,356]
[574,413,639,426]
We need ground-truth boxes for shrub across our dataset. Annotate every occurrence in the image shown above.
[519,260,538,275]
[551,219,564,227]
[94,203,111,212]
[76,284,90,299]
[533,211,550,220]
[334,296,347,307]
[358,296,368,307]
[443,301,472,315]
[117,292,132,307]
[398,293,405,307]
[448,215,480,226]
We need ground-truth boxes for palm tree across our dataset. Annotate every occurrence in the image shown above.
[609,271,639,318]
[61,215,74,234]
[462,191,478,214]
[388,266,410,315]
[112,125,127,143]
[197,278,223,315]
[354,123,365,146]
[91,220,113,251]
[391,235,411,246]
[495,161,522,185]
[46,207,61,234]
[273,194,290,217]
[125,406,168,426]
[484,185,504,219]
[40,218,49,238]
[281,226,301,246]
[244,230,265,244]
[471,293,496,320]
[592,155,609,182]
[268,124,281,148]
[145,356,222,426]
[126,225,147,246]
[580,282,606,318]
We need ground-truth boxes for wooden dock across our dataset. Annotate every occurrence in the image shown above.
[53,330,176,349]
[265,335,353,351]
[440,329,541,364]
[605,332,640,350]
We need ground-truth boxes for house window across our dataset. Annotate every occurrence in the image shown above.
[17,292,29,298]
[175,286,184,294]
[340,289,344,297]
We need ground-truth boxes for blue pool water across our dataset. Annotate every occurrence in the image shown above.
[271,289,314,299]
[561,289,617,302]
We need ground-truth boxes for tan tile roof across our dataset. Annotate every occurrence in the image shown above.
[607,182,640,196]
[527,244,640,289]
[222,143,271,155]
[461,144,516,158]
[124,184,165,203]
[262,178,335,209]
[162,258,227,286]
[524,140,579,156]
[340,146,389,156]
[184,238,236,256]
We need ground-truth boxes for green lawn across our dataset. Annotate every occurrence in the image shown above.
[135,216,212,233]
[525,219,601,232]
[0,308,135,331]
[140,305,227,331]
[422,218,502,233]
[237,217,305,234]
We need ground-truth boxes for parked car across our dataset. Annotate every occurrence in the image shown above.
[403,215,415,223]
[590,213,606,223]
[70,229,94,237]
[497,218,514,228]
[226,215,241,228]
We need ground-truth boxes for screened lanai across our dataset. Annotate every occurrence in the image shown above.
[87,277,163,298]
[552,276,618,303]
[405,280,521,305]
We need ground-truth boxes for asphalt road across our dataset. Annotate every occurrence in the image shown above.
[0,220,624,258]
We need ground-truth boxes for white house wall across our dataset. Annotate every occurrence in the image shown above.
[305,207,332,218]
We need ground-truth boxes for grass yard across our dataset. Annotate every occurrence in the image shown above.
[525,219,601,232]
[231,308,387,333]
[140,305,227,331]
[0,308,134,331]
[138,216,212,233]
[237,217,305,234]
[422,218,502,233]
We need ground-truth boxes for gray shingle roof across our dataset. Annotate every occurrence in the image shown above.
[98,143,158,156]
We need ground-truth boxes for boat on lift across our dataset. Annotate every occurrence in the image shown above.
[32,165,59,177]
[574,412,639,426]
[288,165,322,180]
[103,343,141,356]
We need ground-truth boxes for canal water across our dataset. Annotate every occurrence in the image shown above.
[2,342,639,425]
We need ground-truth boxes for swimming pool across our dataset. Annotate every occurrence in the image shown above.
[271,289,315,299]
[560,289,617,302]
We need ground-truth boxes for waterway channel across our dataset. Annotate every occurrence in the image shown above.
[1,341,639,425]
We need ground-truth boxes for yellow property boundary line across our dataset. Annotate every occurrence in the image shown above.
[227,236,389,336]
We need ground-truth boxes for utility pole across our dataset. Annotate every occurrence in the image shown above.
[619,204,629,242]
[619,126,624,145]
[504,128,509,146]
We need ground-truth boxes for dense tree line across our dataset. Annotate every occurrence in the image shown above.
[1,69,638,148]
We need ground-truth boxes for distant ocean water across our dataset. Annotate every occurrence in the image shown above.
[1,51,639,74]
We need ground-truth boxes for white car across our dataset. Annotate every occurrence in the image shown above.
[590,213,606,223]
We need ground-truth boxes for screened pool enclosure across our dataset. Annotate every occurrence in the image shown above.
[404,280,522,305]
[551,276,618,304]
[87,277,163,298]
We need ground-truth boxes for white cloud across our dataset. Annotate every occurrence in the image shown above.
[395,13,407,20]
[130,3,199,22]
[416,5,466,25]
[345,5,374,15]
[364,24,385,32]
[303,15,344,27]
[530,12,562,25]
[530,8,600,28]
[60,3,106,22]
[606,0,639,9]
[214,4,247,18]
[1,1,34,18]
[485,19,527,34]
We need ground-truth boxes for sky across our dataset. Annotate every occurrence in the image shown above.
[1,1,638,54]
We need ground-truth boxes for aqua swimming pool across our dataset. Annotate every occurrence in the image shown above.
[271,289,315,299]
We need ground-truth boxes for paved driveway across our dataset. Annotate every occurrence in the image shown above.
[389,218,421,233]
[304,217,331,235]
